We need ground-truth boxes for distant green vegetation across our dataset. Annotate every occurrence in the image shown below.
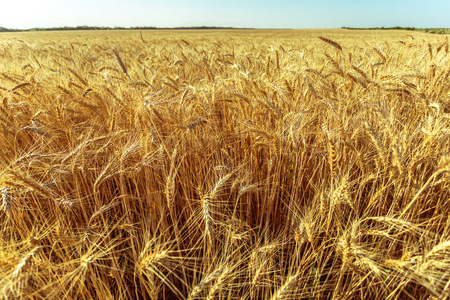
[0,27,23,32]
[342,26,450,34]
[0,25,243,32]
[1,25,448,34]
[342,26,417,31]
[419,28,450,34]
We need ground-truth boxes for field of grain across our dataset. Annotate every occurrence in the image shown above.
[0,29,449,299]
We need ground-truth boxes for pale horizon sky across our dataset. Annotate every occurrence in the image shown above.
[0,0,449,30]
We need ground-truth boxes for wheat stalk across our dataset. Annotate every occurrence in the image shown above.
[187,267,224,300]
[11,82,31,91]
[7,246,40,295]
[327,140,337,179]
[1,187,15,218]
[270,272,302,300]
[67,67,88,86]
[318,36,343,52]
[111,47,131,81]
[8,170,52,198]
[165,147,179,211]
[372,47,386,63]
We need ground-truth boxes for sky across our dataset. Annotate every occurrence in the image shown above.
[0,0,449,30]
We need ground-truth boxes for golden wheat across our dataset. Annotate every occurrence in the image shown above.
[0,28,449,299]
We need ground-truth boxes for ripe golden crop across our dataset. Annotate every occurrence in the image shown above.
[0,29,449,299]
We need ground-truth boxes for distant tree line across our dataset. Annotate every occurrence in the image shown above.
[1,26,447,34]
[341,26,417,31]
[0,27,23,32]
[0,26,246,32]
[341,26,450,34]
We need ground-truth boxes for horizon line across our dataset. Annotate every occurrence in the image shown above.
[1,25,448,33]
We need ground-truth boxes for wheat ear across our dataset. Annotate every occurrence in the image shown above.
[372,47,386,63]
[165,147,179,211]
[318,36,343,52]
[111,47,131,81]
[270,272,302,300]
[9,171,52,198]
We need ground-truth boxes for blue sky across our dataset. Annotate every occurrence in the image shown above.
[1,0,449,29]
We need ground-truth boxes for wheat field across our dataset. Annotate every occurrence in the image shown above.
[0,29,449,299]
